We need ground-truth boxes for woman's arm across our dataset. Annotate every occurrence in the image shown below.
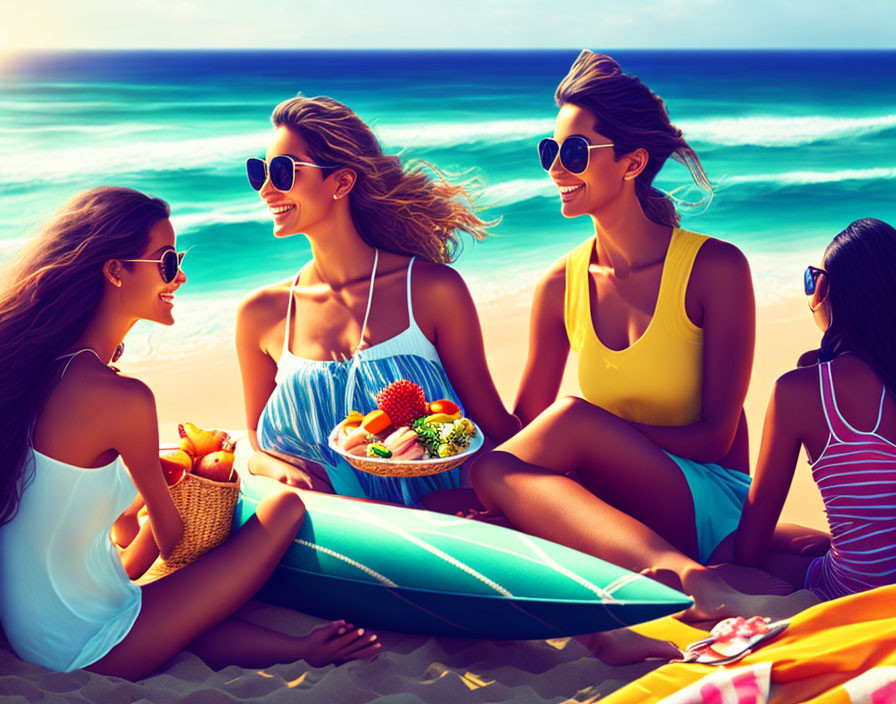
[416,263,520,444]
[513,260,570,427]
[235,289,328,489]
[112,379,184,560]
[627,240,755,463]
[111,493,145,549]
[733,373,804,565]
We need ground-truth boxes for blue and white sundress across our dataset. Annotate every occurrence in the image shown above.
[256,252,465,507]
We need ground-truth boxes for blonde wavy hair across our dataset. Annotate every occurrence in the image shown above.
[271,96,494,263]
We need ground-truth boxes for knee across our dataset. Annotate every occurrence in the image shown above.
[470,451,516,499]
[256,490,306,537]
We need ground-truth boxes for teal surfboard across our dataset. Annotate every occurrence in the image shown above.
[235,471,692,639]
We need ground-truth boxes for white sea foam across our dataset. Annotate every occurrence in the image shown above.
[481,177,555,206]
[0,131,272,184]
[0,123,169,136]
[374,118,556,148]
[170,203,270,233]
[679,114,896,147]
[720,166,896,187]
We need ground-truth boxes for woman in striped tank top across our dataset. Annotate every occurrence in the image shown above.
[237,96,520,508]
[734,218,896,600]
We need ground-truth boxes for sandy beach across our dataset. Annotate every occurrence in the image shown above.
[0,290,832,702]
[122,290,828,530]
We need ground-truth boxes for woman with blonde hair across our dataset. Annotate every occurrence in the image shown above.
[238,95,519,508]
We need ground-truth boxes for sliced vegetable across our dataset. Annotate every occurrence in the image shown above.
[366,443,393,459]
[361,409,391,434]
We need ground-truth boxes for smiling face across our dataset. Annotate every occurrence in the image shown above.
[259,126,336,238]
[120,218,186,326]
[549,104,631,219]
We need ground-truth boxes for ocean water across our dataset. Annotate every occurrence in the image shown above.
[1,50,894,359]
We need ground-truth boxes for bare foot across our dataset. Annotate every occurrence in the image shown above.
[641,567,792,623]
[298,621,382,667]
[575,628,682,666]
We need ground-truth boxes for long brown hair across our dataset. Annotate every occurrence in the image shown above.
[555,50,712,227]
[0,187,170,525]
[271,96,494,264]
[819,218,896,398]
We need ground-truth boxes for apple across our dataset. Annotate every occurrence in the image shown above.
[193,450,235,482]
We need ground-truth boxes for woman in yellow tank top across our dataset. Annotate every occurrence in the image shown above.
[472,51,792,624]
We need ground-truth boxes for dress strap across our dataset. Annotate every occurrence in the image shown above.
[55,348,104,379]
[818,361,852,442]
[659,229,709,337]
[405,257,417,327]
[281,270,302,362]
[355,249,379,354]
[872,384,888,434]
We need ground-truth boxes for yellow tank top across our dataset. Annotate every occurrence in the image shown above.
[564,228,709,427]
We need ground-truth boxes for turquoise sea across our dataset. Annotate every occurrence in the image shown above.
[1,50,894,359]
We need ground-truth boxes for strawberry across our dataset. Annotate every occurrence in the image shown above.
[376,380,428,428]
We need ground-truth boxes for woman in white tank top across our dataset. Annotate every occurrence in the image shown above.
[0,188,382,678]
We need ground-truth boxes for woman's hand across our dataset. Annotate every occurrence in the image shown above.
[248,450,331,491]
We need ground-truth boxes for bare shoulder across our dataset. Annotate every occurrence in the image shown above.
[34,356,157,454]
[691,237,752,287]
[537,254,568,300]
[237,277,293,328]
[412,260,467,290]
[772,365,818,408]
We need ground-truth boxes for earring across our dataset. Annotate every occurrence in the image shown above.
[112,343,124,363]
[333,194,339,200]
[113,279,122,287]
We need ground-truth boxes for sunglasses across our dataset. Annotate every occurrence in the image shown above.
[246,155,331,192]
[121,250,187,284]
[804,265,827,296]
[538,136,615,174]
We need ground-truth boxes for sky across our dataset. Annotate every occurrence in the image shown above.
[0,0,894,50]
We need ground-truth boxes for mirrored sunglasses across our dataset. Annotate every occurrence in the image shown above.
[804,265,827,296]
[538,136,615,174]
[246,155,331,192]
[121,250,187,284]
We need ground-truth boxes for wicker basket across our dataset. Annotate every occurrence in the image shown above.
[137,471,241,584]
[327,428,484,477]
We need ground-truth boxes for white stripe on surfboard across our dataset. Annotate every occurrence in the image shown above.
[294,539,398,587]
[345,502,515,598]
[516,534,618,603]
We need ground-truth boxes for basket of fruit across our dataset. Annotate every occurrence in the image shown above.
[328,380,483,477]
[139,423,240,582]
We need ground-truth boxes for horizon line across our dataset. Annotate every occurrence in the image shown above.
[4,47,896,53]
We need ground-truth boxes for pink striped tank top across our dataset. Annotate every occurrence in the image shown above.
[804,360,896,601]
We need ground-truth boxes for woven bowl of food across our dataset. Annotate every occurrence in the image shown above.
[328,427,484,477]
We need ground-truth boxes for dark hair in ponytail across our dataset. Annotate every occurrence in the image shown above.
[819,218,896,398]
[554,50,712,227]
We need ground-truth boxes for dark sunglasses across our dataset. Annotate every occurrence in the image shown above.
[804,265,827,296]
[538,136,615,174]
[246,155,331,192]
[122,250,187,284]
